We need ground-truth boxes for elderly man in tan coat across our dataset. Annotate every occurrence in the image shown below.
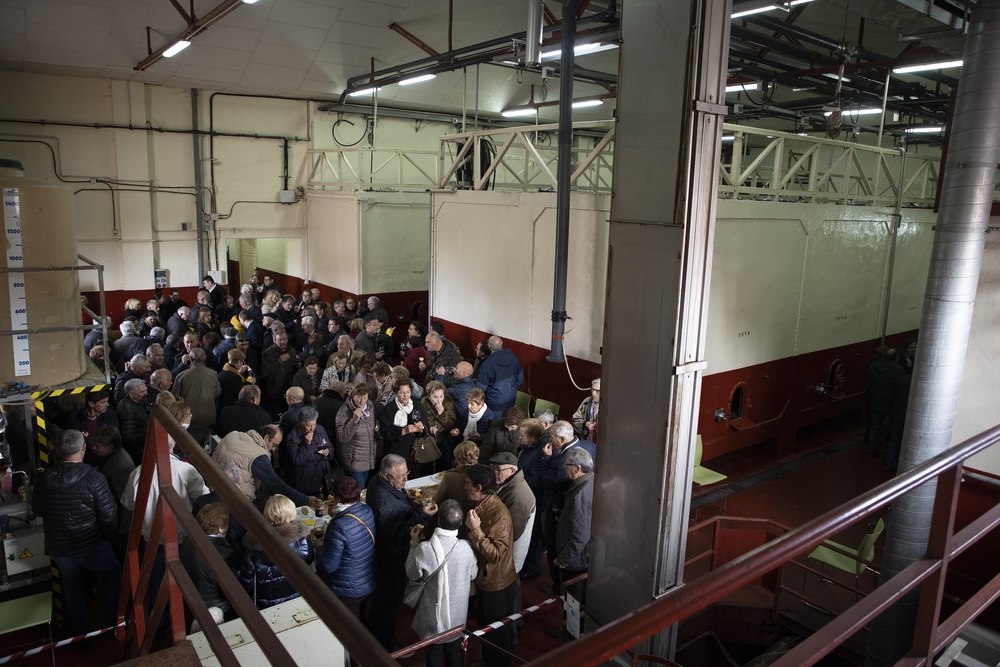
[173,348,221,429]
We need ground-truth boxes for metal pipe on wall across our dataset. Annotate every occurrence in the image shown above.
[191,88,205,280]
[526,0,544,66]
[878,148,907,345]
[865,2,1000,664]
[547,0,582,364]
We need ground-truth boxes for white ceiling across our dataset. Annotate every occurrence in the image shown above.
[0,0,618,120]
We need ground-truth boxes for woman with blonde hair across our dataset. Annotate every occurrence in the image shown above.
[167,399,192,426]
[239,494,314,609]
[124,298,143,321]
[260,289,281,314]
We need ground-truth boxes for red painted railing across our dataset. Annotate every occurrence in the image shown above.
[116,405,400,666]
[525,422,1000,667]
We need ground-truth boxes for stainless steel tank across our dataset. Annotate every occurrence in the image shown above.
[0,159,85,387]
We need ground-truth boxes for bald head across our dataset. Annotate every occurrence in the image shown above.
[190,348,206,365]
[455,361,474,379]
[285,386,305,405]
[488,335,503,352]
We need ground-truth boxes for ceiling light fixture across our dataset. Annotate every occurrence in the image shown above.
[726,82,760,93]
[242,0,258,3]
[162,40,191,58]
[892,59,963,74]
[824,107,882,116]
[732,4,779,18]
[907,125,945,134]
[721,135,736,142]
[399,74,436,86]
[540,42,619,61]
[788,0,814,4]
[349,87,381,96]
[822,72,851,82]
[502,107,539,118]
[572,99,604,108]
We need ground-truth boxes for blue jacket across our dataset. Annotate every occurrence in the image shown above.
[366,474,430,571]
[239,520,314,610]
[518,442,546,505]
[541,438,597,515]
[317,502,377,599]
[475,349,524,412]
[445,376,477,419]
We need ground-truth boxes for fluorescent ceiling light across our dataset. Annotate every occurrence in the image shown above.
[572,99,604,108]
[726,82,759,93]
[501,107,538,118]
[162,40,190,58]
[732,4,779,18]
[721,134,736,142]
[893,59,963,74]
[907,125,945,134]
[789,0,814,4]
[824,107,882,116]
[349,87,381,96]
[540,42,618,61]
[822,72,851,82]
[242,0,259,3]
[399,74,436,86]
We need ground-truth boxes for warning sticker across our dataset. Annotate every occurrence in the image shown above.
[19,548,32,559]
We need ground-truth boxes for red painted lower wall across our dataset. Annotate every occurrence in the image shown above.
[946,475,1000,632]
[698,330,919,460]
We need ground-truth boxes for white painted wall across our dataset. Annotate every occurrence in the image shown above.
[0,71,452,294]
[953,222,1000,473]
[360,192,430,293]
[256,238,303,277]
[430,191,611,362]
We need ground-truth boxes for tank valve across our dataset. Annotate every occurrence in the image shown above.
[713,408,726,422]
[815,384,828,395]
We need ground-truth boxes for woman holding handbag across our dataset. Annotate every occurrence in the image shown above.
[421,380,461,471]
[316,477,377,624]
[379,381,432,476]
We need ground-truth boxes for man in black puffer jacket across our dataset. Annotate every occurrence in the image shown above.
[32,430,120,637]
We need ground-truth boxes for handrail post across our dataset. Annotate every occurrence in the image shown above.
[908,463,963,660]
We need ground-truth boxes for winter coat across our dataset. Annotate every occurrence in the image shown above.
[572,397,599,440]
[335,400,378,473]
[180,534,238,615]
[518,443,546,506]
[317,502,377,599]
[467,493,516,592]
[217,368,245,413]
[239,521,314,610]
[496,470,535,543]
[866,359,904,413]
[555,472,594,571]
[402,345,428,386]
[213,429,272,500]
[891,373,914,424]
[444,378,475,416]
[32,461,118,557]
[174,363,222,428]
[379,400,428,461]
[216,400,272,438]
[98,447,136,533]
[292,367,322,403]
[541,438,597,515]
[405,529,478,641]
[116,397,149,464]
[261,344,297,400]
[421,394,458,450]
[479,418,520,463]
[432,465,476,517]
[427,340,463,386]
[366,474,429,571]
[459,406,501,441]
[286,424,333,495]
[68,408,120,436]
[475,349,524,412]
[313,391,345,446]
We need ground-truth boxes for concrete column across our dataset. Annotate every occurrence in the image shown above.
[587,0,731,659]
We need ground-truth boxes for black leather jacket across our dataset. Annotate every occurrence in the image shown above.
[32,461,118,557]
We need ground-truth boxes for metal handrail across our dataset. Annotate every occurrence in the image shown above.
[118,406,400,666]
[526,422,1000,667]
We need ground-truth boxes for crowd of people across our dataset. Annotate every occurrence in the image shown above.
[22,274,603,667]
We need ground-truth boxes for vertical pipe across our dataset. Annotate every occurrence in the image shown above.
[877,68,891,148]
[526,0,545,65]
[547,0,581,364]
[474,64,480,131]
[865,2,1000,665]
[879,147,907,345]
[191,88,205,279]
[98,264,110,387]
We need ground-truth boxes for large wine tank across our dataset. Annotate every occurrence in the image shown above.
[0,159,85,387]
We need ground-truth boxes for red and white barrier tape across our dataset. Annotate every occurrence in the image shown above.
[462,597,559,649]
[0,622,124,664]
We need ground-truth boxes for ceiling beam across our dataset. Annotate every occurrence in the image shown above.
[134,0,244,71]
[388,23,439,58]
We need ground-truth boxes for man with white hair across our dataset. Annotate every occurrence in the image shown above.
[174,348,222,429]
[114,320,141,360]
[572,378,601,442]
[366,296,389,332]
[114,354,151,405]
[167,305,192,337]
[118,378,150,463]
[540,420,596,589]
[553,447,594,599]
[475,335,524,412]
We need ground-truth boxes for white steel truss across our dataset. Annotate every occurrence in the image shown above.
[305,147,440,192]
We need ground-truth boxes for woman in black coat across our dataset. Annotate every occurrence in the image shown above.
[285,406,333,496]
[378,381,428,475]
[239,495,314,609]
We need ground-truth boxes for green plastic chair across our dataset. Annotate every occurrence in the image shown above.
[515,391,531,418]
[0,591,53,666]
[692,435,727,487]
[534,398,560,420]
[808,518,885,594]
